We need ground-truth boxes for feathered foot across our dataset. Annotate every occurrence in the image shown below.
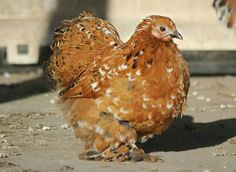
[79,143,161,162]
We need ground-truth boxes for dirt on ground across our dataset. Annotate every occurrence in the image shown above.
[0,70,236,172]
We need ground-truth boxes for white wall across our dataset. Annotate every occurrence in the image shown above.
[107,0,236,50]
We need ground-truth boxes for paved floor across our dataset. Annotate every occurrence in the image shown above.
[0,72,236,172]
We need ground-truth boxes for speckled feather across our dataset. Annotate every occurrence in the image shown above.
[45,11,122,90]
[45,11,190,161]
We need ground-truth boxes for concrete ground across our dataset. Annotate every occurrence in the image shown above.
[0,71,236,172]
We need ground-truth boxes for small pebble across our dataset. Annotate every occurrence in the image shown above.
[203,169,210,172]
[27,127,34,132]
[50,99,56,104]
[192,91,198,96]
[1,139,7,143]
[35,124,43,128]
[197,96,205,101]
[60,165,74,171]
[205,97,211,102]
[38,140,48,146]
[229,138,236,144]
[60,123,70,129]
[0,151,8,158]
[2,144,19,149]
[230,93,236,97]
[0,114,7,119]
[0,134,6,138]
[211,150,227,156]
[220,104,226,109]
[42,126,51,131]
[14,152,21,156]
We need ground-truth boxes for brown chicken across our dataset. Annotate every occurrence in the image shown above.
[213,0,236,29]
[44,11,190,162]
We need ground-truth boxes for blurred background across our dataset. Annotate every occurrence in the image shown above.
[0,0,235,102]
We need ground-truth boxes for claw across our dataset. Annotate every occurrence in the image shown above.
[143,154,163,162]
[102,144,130,161]
[129,147,163,162]
[79,151,102,160]
[79,144,162,162]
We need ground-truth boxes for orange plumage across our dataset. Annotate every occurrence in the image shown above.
[213,0,236,29]
[44,11,190,162]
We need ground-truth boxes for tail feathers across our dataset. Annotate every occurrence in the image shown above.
[44,10,122,88]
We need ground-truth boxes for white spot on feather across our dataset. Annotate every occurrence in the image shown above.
[142,94,150,101]
[142,103,147,109]
[167,67,173,73]
[103,64,110,70]
[107,70,113,75]
[127,73,135,81]
[93,61,97,67]
[120,107,129,114]
[131,41,136,47]
[95,98,102,106]
[112,97,120,105]
[119,135,126,142]
[99,68,106,76]
[171,95,176,99]
[107,70,113,79]
[109,41,115,46]
[95,126,105,135]
[105,88,112,97]
[166,102,173,109]
[148,113,152,119]
[105,30,112,35]
[151,104,157,108]
[91,82,98,90]
[94,87,101,92]
[113,69,119,76]
[139,50,144,55]
[79,27,85,31]
[118,63,128,71]
[102,28,112,36]
[135,69,141,76]
[114,114,122,120]
[140,134,154,143]
[87,34,92,39]
[107,106,114,113]
[142,80,147,86]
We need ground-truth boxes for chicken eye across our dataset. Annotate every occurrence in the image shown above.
[160,26,166,32]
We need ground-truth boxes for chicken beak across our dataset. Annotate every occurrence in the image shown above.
[170,31,183,40]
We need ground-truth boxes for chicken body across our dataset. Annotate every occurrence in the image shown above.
[213,0,236,29]
[45,11,190,161]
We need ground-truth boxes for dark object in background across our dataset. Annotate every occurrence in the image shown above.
[0,47,7,65]
[213,0,236,28]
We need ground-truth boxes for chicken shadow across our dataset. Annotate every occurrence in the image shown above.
[140,115,236,153]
